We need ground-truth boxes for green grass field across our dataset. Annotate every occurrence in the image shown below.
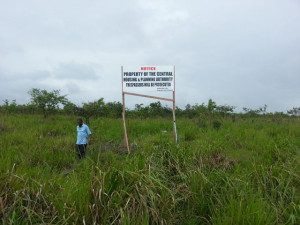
[0,114,299,224]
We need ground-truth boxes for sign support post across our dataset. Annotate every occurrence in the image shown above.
[121,66,130,153]
[172,66,178,144]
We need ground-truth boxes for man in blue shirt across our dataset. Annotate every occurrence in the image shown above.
[76,118,91,159]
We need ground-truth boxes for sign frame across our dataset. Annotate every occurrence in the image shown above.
[121,66,178,153]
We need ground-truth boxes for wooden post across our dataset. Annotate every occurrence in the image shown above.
[123,92,173,102]
[122,109,130,153]
[121,66,130,153]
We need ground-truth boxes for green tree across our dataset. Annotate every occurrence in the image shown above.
[192,103,207,116]
[243,105,268,117]
[28,88,68,117]
[63,101,79,115]
[287,107,300,117]
[257,104,268,115]
[134,103,150,118]
[103,101,123,118]
[149,101,162,116]
[185,104,195,118]
[243,107,260,116]
[2,99,15,113]
[175,106,184,116]
[216,105,235,117]
[207,99,217,114]
[78,98,105,124]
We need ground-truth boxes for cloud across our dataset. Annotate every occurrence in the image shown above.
[0,0,299,112]
[0,70,53,104]
[53,62,99,80]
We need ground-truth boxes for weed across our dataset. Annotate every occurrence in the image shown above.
[212,120,222,131]
[0,114,299,224]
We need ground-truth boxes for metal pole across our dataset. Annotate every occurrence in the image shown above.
[127,119,130,147]
[172,65,178,144]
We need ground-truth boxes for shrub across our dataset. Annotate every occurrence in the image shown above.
[197,118,207,128]
[212,120,222,131]
[184,129,196,141]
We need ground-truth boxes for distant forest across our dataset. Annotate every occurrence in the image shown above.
[1,88,299,123]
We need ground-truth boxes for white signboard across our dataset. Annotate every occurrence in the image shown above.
[122,66,174,92]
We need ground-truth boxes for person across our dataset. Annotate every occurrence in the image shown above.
[76,118,91,159]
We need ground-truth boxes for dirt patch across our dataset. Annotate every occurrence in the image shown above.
[102,140,139,155]
[47,130,58,137]
[200,151,235,170]
[102,140,117,151]
[61,168,74,176]
[115,145,129,155]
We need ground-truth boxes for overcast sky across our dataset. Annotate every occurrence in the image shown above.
[0,0,299,112]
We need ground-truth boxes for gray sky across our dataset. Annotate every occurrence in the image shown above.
[0,0,299,112]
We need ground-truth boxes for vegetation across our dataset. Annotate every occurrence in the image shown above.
[0,113,299,224]
[78,98,105,124]
[1,88,299,121]
[0,89,299,224]
[28,88,68,118]
[287,107,300,117]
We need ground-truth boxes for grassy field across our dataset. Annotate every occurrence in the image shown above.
[0,114,299,224]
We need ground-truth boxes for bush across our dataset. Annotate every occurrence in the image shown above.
[184,129,196,141]
[197,118,207,128]
[212,120,222,131]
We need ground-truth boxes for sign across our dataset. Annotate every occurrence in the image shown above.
[121,65,178,152]
[122,66,174,92]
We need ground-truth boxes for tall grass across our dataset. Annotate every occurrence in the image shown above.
[0,114,299,224]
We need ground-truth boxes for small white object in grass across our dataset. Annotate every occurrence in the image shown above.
[160,130,167,133]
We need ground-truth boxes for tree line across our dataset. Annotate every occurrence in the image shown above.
[0,88,299,123]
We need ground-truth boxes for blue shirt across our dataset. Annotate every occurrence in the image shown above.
[76,124,91,144]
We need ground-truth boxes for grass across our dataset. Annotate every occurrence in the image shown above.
[0,114,299,224]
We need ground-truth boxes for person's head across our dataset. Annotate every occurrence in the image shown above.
[77,118,83,127]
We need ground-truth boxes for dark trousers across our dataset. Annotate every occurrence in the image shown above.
[76,144,87,159]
